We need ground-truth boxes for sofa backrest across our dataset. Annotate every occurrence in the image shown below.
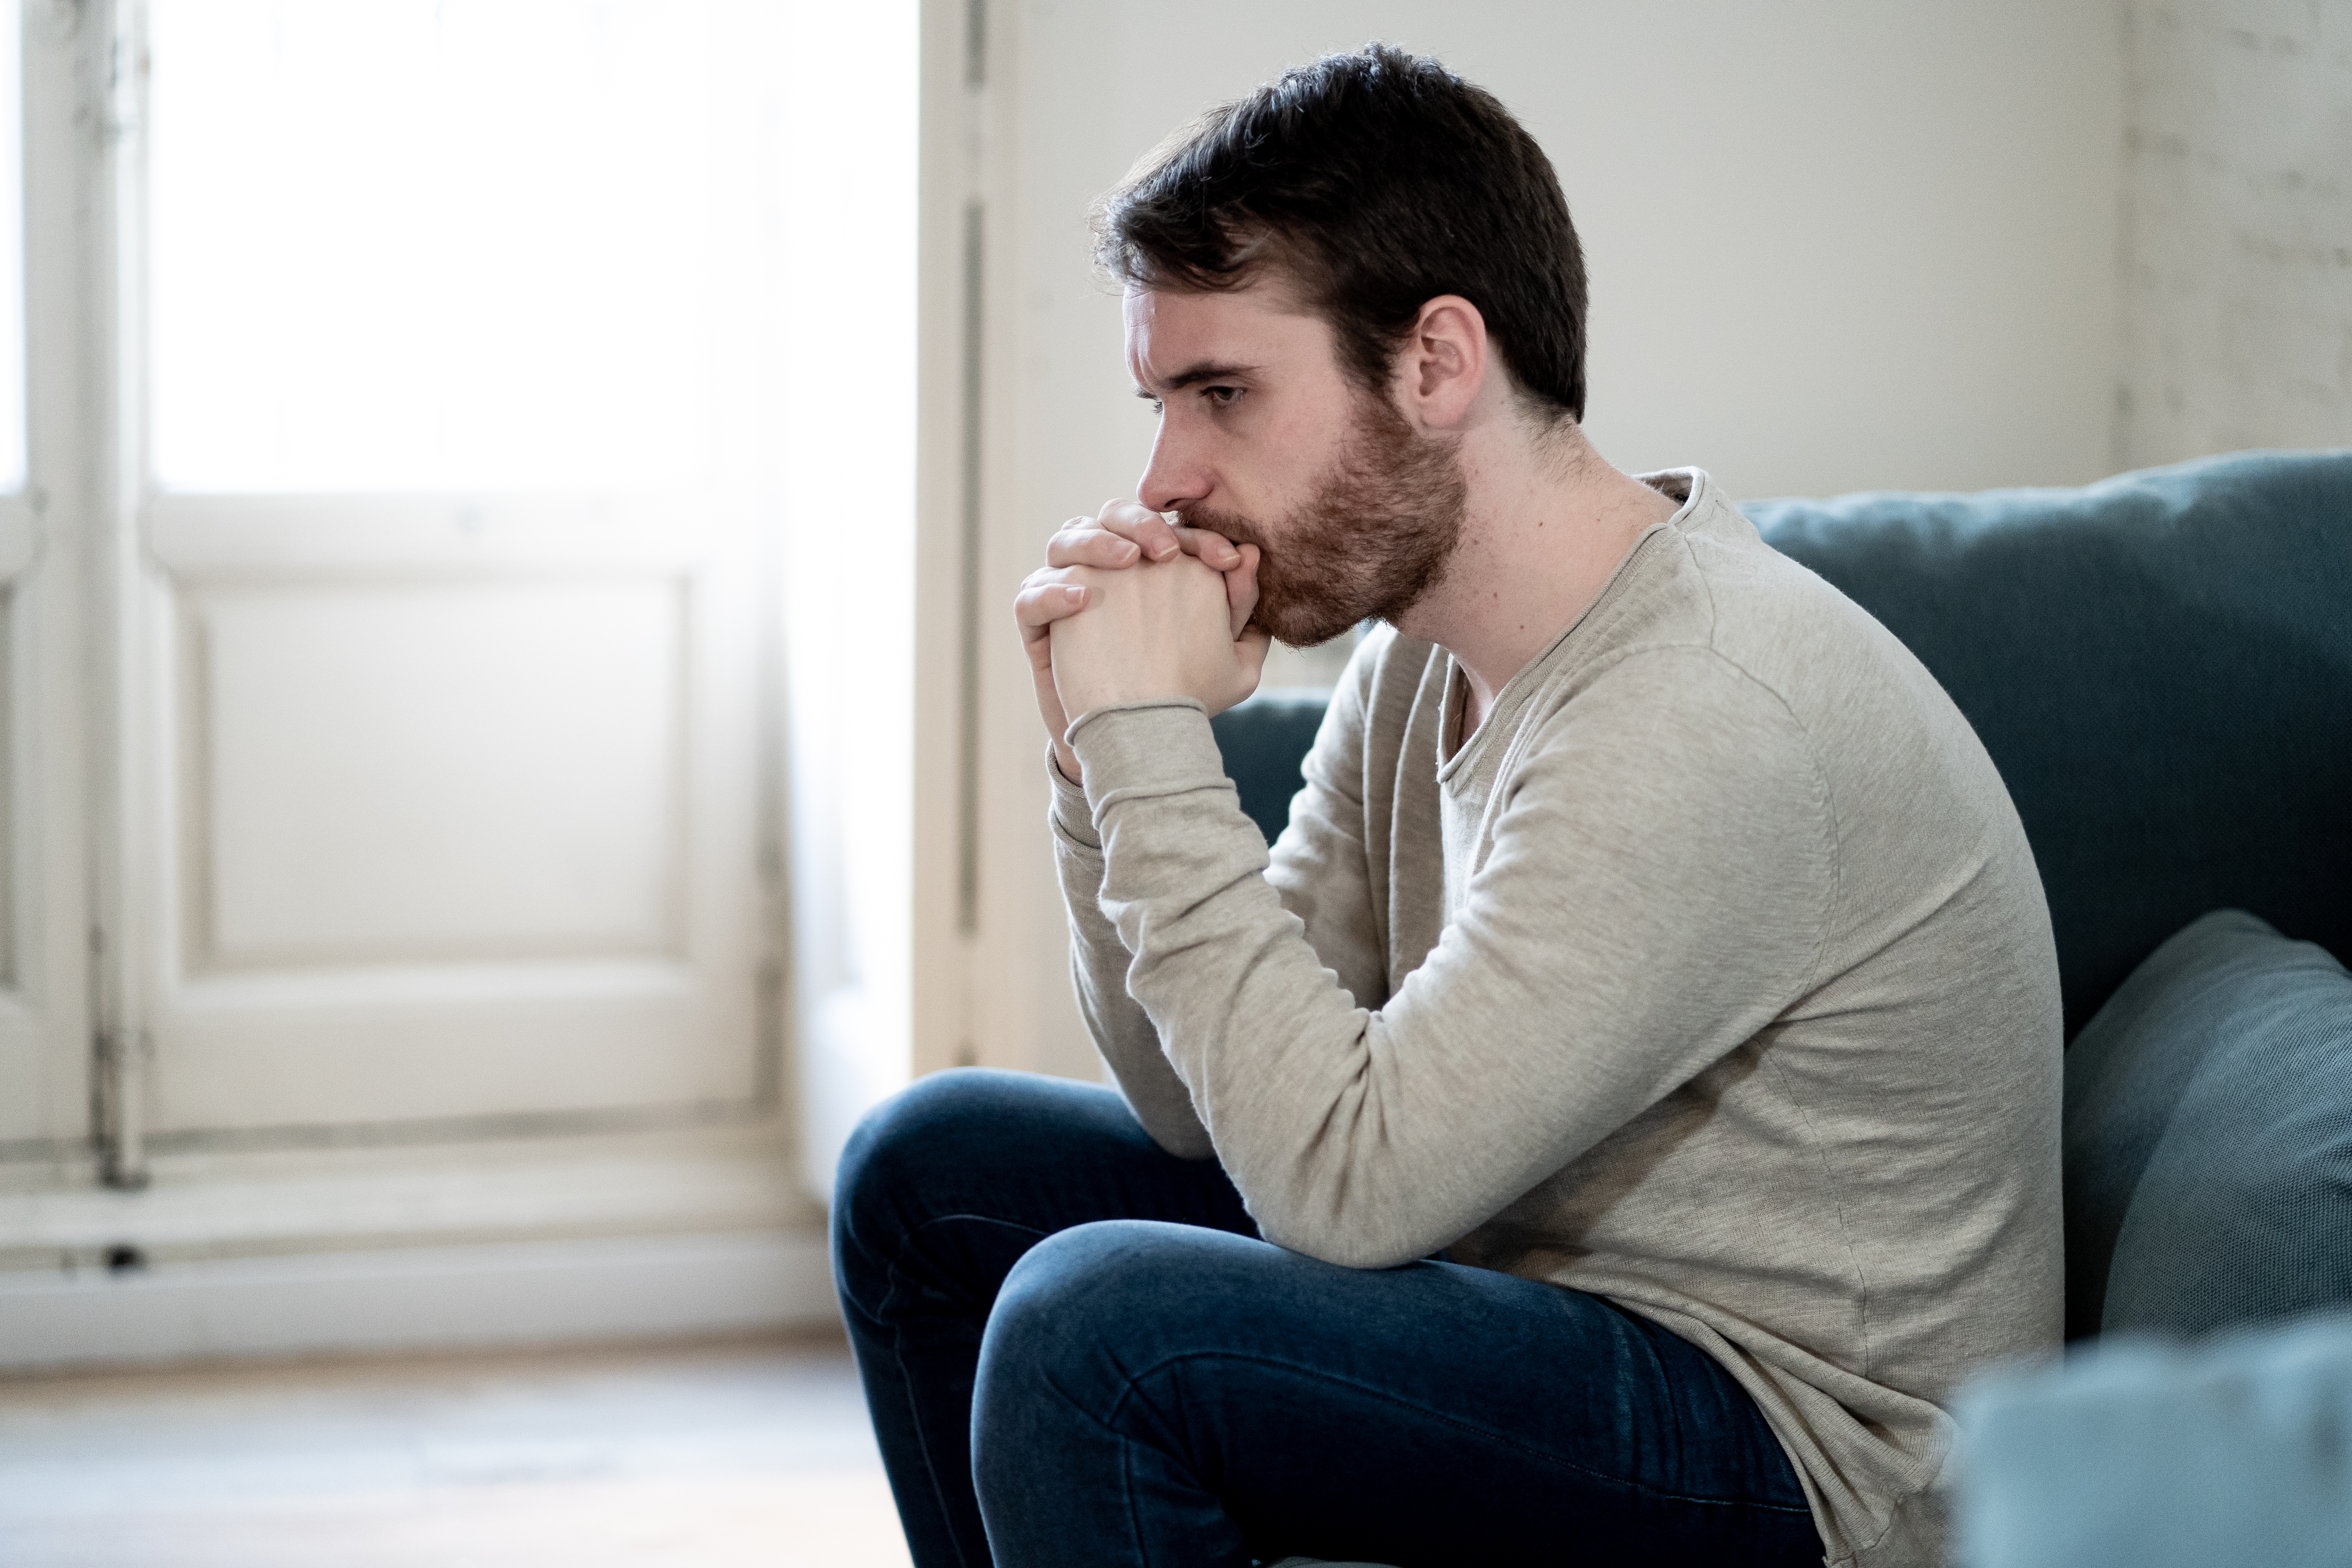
[1211,450,2352,1040]
[1749,449,2352,1037]
[1209,689,1334,849]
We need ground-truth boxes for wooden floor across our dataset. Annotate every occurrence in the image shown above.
[0,1332,913,1568]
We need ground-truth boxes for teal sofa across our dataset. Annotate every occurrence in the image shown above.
[1211,450,2352,1565]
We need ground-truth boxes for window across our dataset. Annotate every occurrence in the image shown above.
[0,1,918,1195]
[148,0,723,493]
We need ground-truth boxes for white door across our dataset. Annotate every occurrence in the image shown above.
[104,1,783,1162]
[0,0,101,1168]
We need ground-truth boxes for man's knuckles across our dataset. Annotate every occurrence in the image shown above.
[1052,556,1226,630]
[1018,563,1080,594]
[1086,498,1182,560]
[1044,528,1142,570]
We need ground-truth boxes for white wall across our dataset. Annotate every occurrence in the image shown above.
[947,2,2130,1083]
[1008,1,2125,507]
[2119,0,2352,466]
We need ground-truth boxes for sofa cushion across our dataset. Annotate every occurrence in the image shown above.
[1956,1311,2352,1568]
[1748,450,2352,1037]
[2063,908,2352,1339]
[1210,687,1338,845]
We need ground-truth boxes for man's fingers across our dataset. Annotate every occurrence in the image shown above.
[1013,578,1089,639]
[1169,525,1243,570]
[1095,497,1184,562]
[1223,542,1262,641]
[1077,501,1241,566]
[1044,527,1143,570]
[1046,519,1238,573]
[1235,625,1272,682]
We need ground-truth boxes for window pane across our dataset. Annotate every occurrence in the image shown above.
[0,0,25,495]
[149,1,726,494]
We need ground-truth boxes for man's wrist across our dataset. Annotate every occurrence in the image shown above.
[1064,698,1224,823]
[1042,731,1097,836]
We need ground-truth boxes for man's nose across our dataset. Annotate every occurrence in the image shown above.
[1136,424,1206,515]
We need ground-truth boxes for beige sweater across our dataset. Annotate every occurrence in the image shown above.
[1049,469,2064,1568]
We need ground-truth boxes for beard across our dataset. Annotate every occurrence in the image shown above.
[1178,390,1469,649]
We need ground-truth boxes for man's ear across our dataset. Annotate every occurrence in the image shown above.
[1397,294,1488,431]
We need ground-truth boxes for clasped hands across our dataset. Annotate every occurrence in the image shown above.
[1015,500,1272,781]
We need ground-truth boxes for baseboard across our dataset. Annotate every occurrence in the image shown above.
[0,1227,839,1374]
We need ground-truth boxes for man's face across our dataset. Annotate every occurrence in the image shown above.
[1125,281,1467,648]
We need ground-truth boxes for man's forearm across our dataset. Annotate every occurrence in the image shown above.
[1048,749,1215,1159]
[1068,659,1833,1272]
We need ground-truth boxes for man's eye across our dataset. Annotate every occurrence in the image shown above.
[1204,385,1241,408]
[1147,398,1165,416]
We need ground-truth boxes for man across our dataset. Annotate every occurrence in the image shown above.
[834,44,2062,1568]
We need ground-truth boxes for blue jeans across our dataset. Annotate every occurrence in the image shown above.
[831,1069,1821,1568]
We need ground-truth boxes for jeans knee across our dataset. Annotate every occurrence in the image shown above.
[985,1220,1236,1374]
[973,1220,1268,1505]
[835,1069,1002,1225]
[831,1068,1014,1294]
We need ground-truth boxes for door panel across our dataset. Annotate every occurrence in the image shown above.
[137,541,759,1139]
[190,579,683,968]
[0,0,90,1158]
[112,2,781,1151]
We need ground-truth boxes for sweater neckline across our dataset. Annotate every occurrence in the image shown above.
[1435,467,1710,781]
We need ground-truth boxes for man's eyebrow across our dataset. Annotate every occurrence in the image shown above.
[1133,360,1259,398]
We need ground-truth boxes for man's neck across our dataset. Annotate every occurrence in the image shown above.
[1397,423,1679,739]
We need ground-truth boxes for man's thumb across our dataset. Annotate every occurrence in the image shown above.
[1225,543,1262,640]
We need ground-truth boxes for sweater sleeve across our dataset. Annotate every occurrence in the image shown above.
[1050,743,1215,1157]
[1068,645,1837,1268]
[1051,650,1392,1159]
[1261,648,1390,1014]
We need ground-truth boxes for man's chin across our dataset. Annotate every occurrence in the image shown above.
[1254,598,1363,650]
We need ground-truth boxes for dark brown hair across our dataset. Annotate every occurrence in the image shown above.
[1095,44,1589,423]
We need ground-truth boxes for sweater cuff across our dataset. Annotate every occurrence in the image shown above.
[1045,741,1101,851]
[1065,699,1230,827]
